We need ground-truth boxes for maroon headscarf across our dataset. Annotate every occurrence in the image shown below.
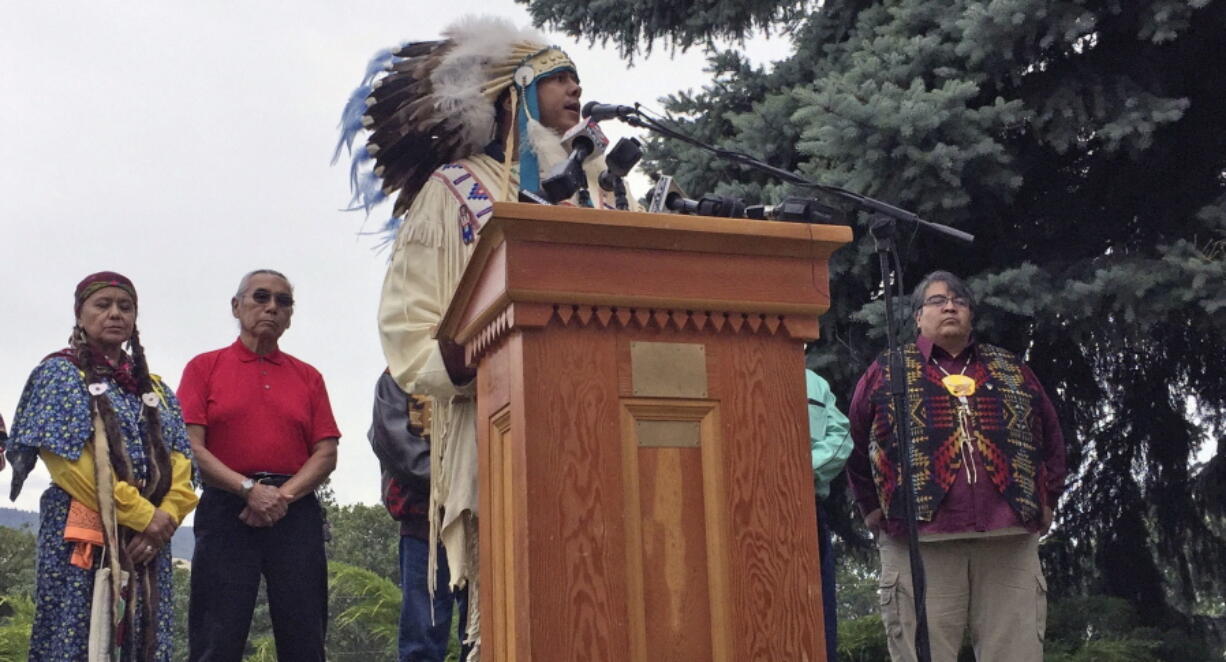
[54,271,141,393]
[74,271,138,316]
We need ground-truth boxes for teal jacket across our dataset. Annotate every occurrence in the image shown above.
[808,370,851,499]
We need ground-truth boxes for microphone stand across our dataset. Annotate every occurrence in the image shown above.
[871,216,932,662]
[612,105,966,662]
[616,108,972,243]
[606,175,629,210]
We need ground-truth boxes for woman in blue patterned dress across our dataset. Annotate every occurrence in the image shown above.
[7,272,198,661]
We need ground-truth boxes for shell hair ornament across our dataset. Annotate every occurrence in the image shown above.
[332,16,577,241]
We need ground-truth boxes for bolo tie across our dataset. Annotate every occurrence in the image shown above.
[935,358,979,484]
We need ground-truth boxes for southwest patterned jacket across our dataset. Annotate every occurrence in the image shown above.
[847,338,1067,529]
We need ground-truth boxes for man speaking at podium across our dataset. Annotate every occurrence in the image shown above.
[336,16,631,658]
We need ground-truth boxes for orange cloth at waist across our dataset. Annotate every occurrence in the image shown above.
[64,498,105,569]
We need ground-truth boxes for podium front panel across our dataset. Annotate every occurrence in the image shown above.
[476,310,825,662]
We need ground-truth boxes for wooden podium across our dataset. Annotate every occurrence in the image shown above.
[437,202,851,662]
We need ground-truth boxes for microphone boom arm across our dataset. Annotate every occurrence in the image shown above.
[618,107,973,244]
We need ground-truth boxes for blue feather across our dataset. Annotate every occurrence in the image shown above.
[356,215,405,252]
[344,170,387,215]
[375,217,404,254]
[379,215,402,233]
[351,212,402,247]
[331,44,404,166]
[335,44,410,248]
[348,145,372,192]
[361,48,397,85]
[331,84,373,164]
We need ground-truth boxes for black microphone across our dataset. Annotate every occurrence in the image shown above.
[596,137,644,211]
[665,193,746,218]
[541,120,609,203]
[582,101,636,122]
[744,196,845,224]
[598,137,644,191]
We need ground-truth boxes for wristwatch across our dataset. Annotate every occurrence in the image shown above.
[240,477,256,498]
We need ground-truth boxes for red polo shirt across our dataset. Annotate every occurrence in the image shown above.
[178,339,341,476]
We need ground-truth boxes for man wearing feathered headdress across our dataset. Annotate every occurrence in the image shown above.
[336,16,627,660]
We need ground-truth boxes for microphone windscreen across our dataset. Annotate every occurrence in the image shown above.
[648,175,689,213]
[561,119,609,157]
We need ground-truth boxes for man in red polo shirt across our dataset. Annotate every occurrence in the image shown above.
[178,269,340,662]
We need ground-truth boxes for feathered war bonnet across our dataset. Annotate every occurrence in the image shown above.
[334,16,577,227]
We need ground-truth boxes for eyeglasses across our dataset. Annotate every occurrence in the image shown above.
[922,294,970,308]
[251,289,295,308]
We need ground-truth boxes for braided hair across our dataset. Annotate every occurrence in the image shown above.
[127,328,172,504]
[70,324,173,506]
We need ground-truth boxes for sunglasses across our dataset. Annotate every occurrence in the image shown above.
[251,289,295,308]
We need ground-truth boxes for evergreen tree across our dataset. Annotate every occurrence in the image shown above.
[325,501,401,585]
[522,0,1226,648]
[0,527,36,598]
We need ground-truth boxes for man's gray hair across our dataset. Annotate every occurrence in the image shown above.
[910,270,976,315]
[235,269,293,298]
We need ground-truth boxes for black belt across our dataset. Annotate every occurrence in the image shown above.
[250,472,293,487]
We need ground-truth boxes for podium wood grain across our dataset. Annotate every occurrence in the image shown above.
[448,203,851,662]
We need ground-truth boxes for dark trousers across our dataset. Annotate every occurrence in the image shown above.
[399,534,470,662]
[818,498,839,661]
[189,487,328,662]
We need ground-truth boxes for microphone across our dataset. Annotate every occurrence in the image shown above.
[582,101,636,122]
[559,118,610,154]
[542,120,610,203]
[744,197,845,224]
[598,137,643,190]
[597,137,644,211]
[646,175,687,213]
[665,193,746,218]
[601,137,643,180]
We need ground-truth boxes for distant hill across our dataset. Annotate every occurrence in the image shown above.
[0,506,195,560]
[0,507,38,531]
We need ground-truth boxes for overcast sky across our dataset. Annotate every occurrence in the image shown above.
[0,1,792,515]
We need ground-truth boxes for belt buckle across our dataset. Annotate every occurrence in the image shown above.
[251,472,284,486]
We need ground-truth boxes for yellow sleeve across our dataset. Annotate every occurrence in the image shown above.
[42,447,158,532]
[159,452,199,525]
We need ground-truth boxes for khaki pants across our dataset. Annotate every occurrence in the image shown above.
[877,533,1046,662]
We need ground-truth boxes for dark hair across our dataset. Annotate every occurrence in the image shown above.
[71,325,172,506]
[493,88,514,151]
[910,270,977,315]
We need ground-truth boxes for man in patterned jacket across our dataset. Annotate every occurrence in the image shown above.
[845,270,1067,662]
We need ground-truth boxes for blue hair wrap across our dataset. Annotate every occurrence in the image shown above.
[516,63,576,194]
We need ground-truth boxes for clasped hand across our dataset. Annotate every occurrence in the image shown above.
[126,509,177,566]
[239,482,291,528]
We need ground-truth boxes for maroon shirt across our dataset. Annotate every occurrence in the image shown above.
[179,339,341,476]
[846,336,1066,538]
